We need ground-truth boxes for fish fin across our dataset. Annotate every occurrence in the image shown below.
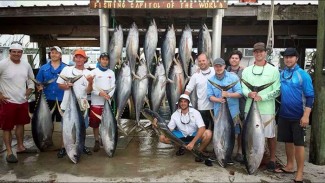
[43,78,57,86]
[56,98,64,117]
[71,75,83,83]
[58,74,69,81]
[144,96,150,109]
[148,73,156,80]
[241,78,275,93]
[132,72,141,80]
[50,102,56,115]
[28,112,33,118]
[91,110,102,121]
[72,124,77,143]
[30,78,40,84]
[166,78,174,84]
[208,79,238,91]
[263,116,275,127]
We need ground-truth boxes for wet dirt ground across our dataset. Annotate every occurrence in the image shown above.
[0,120,324,182]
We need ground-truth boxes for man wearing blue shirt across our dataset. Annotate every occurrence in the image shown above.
[274,48,314,183]
[207,58,242,164]
[36,46,66,157]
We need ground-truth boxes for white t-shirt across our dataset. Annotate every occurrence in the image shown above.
[90,68,116,105]
[185,67,214,110]
[56,66,91,110]
[0,58,35,104]
[168,108,205,137]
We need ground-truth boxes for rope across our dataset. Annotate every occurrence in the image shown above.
[266,0,275,63]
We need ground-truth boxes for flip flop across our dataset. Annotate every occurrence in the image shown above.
[274,167,295,174]
[17,148,38,154]
[6,154,18,163]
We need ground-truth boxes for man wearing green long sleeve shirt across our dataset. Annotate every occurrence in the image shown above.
[241,42,280,171]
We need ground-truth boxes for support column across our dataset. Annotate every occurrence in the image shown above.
[212,9,224,61]
[310,0,325,165]
[38,45,47,67]
[99,9,109,53]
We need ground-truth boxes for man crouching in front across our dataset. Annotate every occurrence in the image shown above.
[156,94,213,166]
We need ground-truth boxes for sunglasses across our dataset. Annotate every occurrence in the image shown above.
[180,115,191,125]
[100,52,109,58]
[252,65,265,76]
[281,71,294,80]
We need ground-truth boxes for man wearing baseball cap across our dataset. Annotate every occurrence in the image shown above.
[89,52,116,152]
[207,58,242,164]
[157,94,213,166]
[36,46,66,155]
[57,48,94,156]
[0,42,37,163]
[241,42,281,171]
[274,48,314,183]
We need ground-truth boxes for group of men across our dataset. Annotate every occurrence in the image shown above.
[0,41,314,182]
[0,43,116,163]
[156,42,314,183]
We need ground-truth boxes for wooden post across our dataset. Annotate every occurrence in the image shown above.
[309,0,325,165]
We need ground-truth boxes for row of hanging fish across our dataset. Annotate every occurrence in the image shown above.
[112,20,212,135]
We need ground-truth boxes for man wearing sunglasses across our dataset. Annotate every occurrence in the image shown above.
[158,94,212,165]
[274,48,314,183]
[0,42,37,163]
[241,42,280,171]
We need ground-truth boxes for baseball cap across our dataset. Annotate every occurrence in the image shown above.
[99,52,109,59]
[213,58,225,66]
[253,42,266,52]
[281,48,299,57]
[74,49,87,58]
[50,46,62,54]
[9,42,23,51]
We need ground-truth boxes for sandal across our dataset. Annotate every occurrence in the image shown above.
[83,146,92,155]
[274,167,295,174]
[266,161,276,172]
[175,147,185,156]
[6,154,18,163]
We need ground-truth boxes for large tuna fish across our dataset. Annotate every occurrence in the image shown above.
[178,24,193,78]
[208,80,238,168]
[198,24,212,64]
[161,24,176,78]
[60,75,85,164]
[131,55,149,132]
[115,61,132,135]
[141,108,213,166]
[144,19,158,78]
[91,100,118,157]
[109,25,123,71]
[241,79,275,174]
[166,59,186,114]
[31,79,56,151]
[148,60,167,112]
[125,22,139,78]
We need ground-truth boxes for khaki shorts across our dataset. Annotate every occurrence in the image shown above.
[245,113,276,138]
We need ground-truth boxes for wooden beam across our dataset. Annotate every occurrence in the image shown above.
[310,0,325,165]
[0,24,316,37]
[0,5,98,17]
[31,38,100,47]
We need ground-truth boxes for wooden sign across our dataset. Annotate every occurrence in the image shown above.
[90,0,228,9]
